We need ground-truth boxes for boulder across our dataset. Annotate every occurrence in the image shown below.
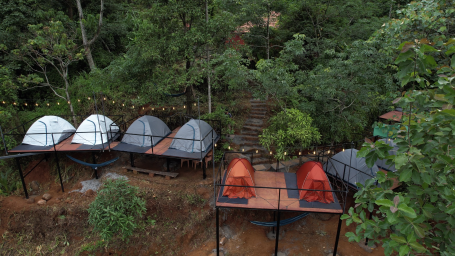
[85,189,95,197]
[42,193,52,201]
[30,181,40,191]
[37,199,46,205]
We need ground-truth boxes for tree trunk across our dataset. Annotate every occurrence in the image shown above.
[266,4,270,60]
[63,78,78,127]
[206,0,211,113]
[389,0,394,19]
[76,0,104,71]
[186,59,193,116]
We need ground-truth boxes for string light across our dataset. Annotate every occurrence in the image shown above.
[173,107,175,110]
[343,148,345,152]
[242,148,245,152]
[122,103,125,107]
[215,143,217,147]
[162,108,165,111]
[152,108,154,111]
[35,103,38,106]
[194,103,196,106]
[299,152,301,155]
[328,150,330,154]
[284,152,287,155]
[142,107,144,110]
[256,150,258,153]
[103,97,106,100]
[88,97,91,100]
[112,101,115,104]
[25,103,28,106]
[47,103,49,106]
[313,150,315,155]
[184,105,186,109]
[67,101,70,104]
[133,106,135,109]
[2,101,5,104]
[57,102,60,105]
[13,102,16,105]
[228,146,230,150]
[78,99,80,102]
[270,151,272,155]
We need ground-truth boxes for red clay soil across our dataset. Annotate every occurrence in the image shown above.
[0,152,384,256]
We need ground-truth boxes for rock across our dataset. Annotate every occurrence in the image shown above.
[37,199,46,205]
[25,197,35,204]
[42,193,52,201]
[358,239,376,253]
[30,181,40,191]
[324,249,340,256]
[220,225,234,239]
[220,237,227,245]
[211,248,225,256]
[273,252,286,256]
[85,189,95,197]
[267,230,285,241]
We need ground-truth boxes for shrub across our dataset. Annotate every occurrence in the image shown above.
[88,179,146,241]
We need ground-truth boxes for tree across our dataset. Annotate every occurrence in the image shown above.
[259,108,321,160]
[76,0,104,71]
[342,17,455,256]
[9,19,84,126]
[88,179,146,241]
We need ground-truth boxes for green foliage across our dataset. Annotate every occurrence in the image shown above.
[88,179,146,242]
[259,108,320,160]
[344,31,455,256]
[201,104,235,135]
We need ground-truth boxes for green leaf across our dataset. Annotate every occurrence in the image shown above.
[395,50,414,64]
[398,204,417,218]
[409,241,427,252]
[399,168,413,182]
[390,234,407,244]
[414,224,425,238]
[375,199,394,208]
[340,214,350,220]
[446,204,455,215]
[399,245,410,256]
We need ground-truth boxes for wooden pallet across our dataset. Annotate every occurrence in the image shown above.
[122,166,179,179]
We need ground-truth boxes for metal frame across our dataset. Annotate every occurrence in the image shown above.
[214,151,350,256]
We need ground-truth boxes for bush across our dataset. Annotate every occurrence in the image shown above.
[88,179,146,241]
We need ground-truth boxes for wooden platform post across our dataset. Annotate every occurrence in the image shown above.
[203,159,206,179]
[54,152,65,192]
[16,158,28,199]
[130,153,135,167]
[92,152,99,179]
[333,215,343,256]
[216,207,220,256]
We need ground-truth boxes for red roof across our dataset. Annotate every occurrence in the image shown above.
[379,111,402,122]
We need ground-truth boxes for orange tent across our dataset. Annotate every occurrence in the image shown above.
[222,158,256,199]
[297,161,334,203]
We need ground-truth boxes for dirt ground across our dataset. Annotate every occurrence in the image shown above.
[0,150,385,256]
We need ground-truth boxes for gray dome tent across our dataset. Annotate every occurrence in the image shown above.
[325,149,379,188]
[375,138,398,172]
[169,119,217,153]
[121,116,171,147]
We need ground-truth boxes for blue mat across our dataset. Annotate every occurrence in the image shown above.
[217,170,248,204]
[284,173,299,199]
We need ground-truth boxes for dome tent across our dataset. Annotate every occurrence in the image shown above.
[375,138,398,172]
[325,149,379,188]
[22,116,76,146]
[72,115,119,145]
[222,158,256,199]
[297,161,334,203]
[169,119,217,153]
[121,116,171,147]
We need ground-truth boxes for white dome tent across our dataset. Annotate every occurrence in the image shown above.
[325,149,379,188]
[22,116,76,146]
[169,119,217,153]
[72,114,119,145]
[121,116,171,147]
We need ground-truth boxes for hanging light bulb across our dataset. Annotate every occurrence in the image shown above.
[122,103,125,107]
[78,99,80,102]
[152,108,154,111]
[256,150,258,154]
[313,150,315,155]
[35,103,38,106]
[270,151,272,155]
[242,148,245,152]
[228,146,230,150]
[328,150,330,154]
[184,105,186,108]
[142,107,144,110]
[299,152,301,155]
[112,101,115,104]
[103,97,106,100]
[13,102,16,105]
[162,108,165,111]
[173,107,175,110]
[67,101,70,104]
[194,103,196,106]
[2,101,5,104]
[47,103,50,106]
[88,97,91,100]
[133,105,135,109]
[284,151,287,155]
[24,103,27,106]
[215,143,217,147]
[57,102,60,105]
[343,148,345,152]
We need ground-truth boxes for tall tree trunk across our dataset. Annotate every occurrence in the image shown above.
[186,59,193,116]
[63,77,78,127]
[206,0,211,113]
[266,4,270,60]
[389,0,394,19]
[76,0,104,71]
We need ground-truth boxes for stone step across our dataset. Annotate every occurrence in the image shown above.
[242,145,267,153]
[241,130,259,135]
[252,158,272,165]
[243,126,262,132]
[250,110,267,115]
[242,142,261,147]
[250,114,266,119]
[250,101,266,104]
[244,122,262,127]
[241,135,259,141]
